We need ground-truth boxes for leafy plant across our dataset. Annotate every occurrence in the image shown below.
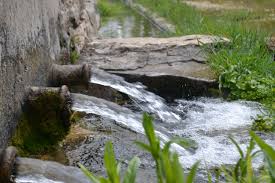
[79,113,200,183]
[79,114,275,182]
[221,136,260,182]
[137,0,275,121]
[252,115,274,132]
[250,131,275,182]
[79,141,140,183]
[97,0,126,18]
[70,50,80,64]
[136,113,200,183]
[221,132,275,183]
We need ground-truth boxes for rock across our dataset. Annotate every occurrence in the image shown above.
[0,0,60,149]
[0,146,17,183]
[80,35,229,98]
[59,0,100,54]
[63,112,157,183]
[0,0,99,149]
[15,158,91,183]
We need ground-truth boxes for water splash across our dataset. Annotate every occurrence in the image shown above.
[15,175,63,183]
[72,93,144,134]
[72,91,270,168]
[90,69,181,123]
[171,98,268,168]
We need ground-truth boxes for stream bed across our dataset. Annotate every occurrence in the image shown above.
[71,69,275,170]
[99,11,162,38]
[14,1,275,182]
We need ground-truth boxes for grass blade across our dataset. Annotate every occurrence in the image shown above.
[104,141,120,183]
[229,136,244,158]
[78,163,101,183]
[185,161,200,183]
[250,131,275,160]
[123,156,140,183]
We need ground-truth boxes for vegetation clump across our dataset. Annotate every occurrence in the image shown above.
[97,0,127,18]
[80,114,200,183]
[70,36,80,64]
[11,91,70,156]
[252,115,275,132]
[80,114,275,183]
[136,0,275,125]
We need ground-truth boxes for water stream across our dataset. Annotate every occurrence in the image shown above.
[14,1,275,182]
[72,69,275,169]
[90,69,181,123]
[99,13,162,38]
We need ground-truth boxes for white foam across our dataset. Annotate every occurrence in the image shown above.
[90,69,181,123]
[15,175,63,183]
[172,98,266,168]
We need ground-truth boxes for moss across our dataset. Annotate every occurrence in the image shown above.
[70,111,86,124]
[11,92,70,156]
[252,115,274,132]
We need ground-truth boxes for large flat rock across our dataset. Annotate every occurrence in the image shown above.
[80,35,229,98]
[80,35,228,82]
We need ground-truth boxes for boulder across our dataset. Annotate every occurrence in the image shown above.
[80,35,229,98]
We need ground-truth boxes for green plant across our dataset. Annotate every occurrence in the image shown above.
[97,0,113,17]
[221,137,260,182]
[221,132,275,183]
[250,131,275,182]
[80,113,200,183]
[70,50,80,64]
[136,113,200,183]
[252,115,274,132]
[79,114,275,182]
[97,0,126,18]
[137,0,275,120]
[79,141,140,183]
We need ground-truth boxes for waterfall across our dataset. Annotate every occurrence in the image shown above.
[71,70,271,168]
[90,68,181,123]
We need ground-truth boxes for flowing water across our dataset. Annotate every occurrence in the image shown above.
[99,14,162,38]
[90,69,181,123]
[14,1,275,181]
[72,69,275,169]
[15,175,63,183]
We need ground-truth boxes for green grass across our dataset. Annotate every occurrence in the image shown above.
[136,0,275,124]
[97,0,131,19]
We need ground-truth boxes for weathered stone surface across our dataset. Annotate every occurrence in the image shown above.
[15,157,90,183]
[0,0,61,149]
[64,113,156,183]
[0,0,99,149]
[80,35,229,82]
[59,0,100,55]
[0,146,17,183]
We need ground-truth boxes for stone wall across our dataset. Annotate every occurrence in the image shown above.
[0,0,99,148]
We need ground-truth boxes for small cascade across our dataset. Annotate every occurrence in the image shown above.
[171,98,268,168]
[90,69,181,123]
[73,73,271,168]
[72,93,177,146]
